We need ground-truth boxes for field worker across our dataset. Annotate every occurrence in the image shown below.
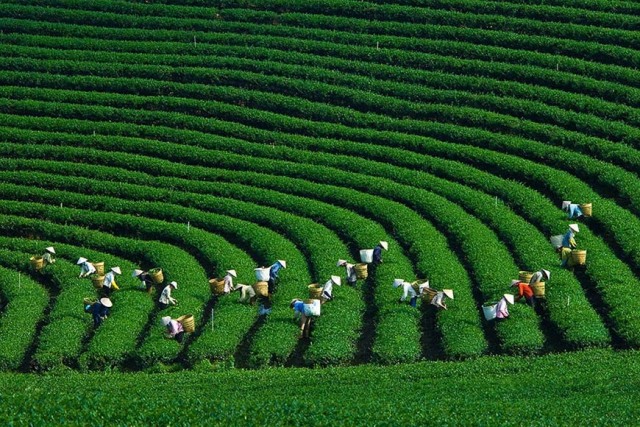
[393,279,418,308]
[42,247,56,266]
[133,269,154,293]
[77,257,96,278]
[102,267,121,296]
[86,297,112,328]
[321,275,341,302]
[337,259,357,286]
[223,270,237,294]
[372,241,389,265]
[268,260,286,295]
[562,224,579,249]
[512,280,535,308]
[233,283,256,305]
[431,289,454,310]
[496,294,515,320]
[290,298,311,339]
[562,201,584,220]
[161,316,185,343]
[529,269,550,286]
[555,246,574,268]
[159,281,178,309]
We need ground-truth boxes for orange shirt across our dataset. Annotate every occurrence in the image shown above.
[517,283,534,299]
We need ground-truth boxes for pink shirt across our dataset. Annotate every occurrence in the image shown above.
[168,320,184,337]
[496,298,509,319]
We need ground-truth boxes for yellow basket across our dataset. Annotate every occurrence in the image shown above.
[571,250,587,266]
[91,275,105,289]
[92,262,105,276]
[149,268,164,284]
[254,281,269,297]
[579,203,592,217]
[177,314,195,333]
[209,278,225,295]
[354,263,368,280]
[518,271,533,284]
[30,256,44,271]
[531,282,546,299]
[308,284,323,299]
[421,288,437,301]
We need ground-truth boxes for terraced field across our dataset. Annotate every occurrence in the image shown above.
[1,0,640,423]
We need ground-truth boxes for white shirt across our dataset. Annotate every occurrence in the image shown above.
[529,271,544,285]
[103,271,116,288]
[400,282,417,301]
[80,262,96,276]
[223,274,234,293]
[431,291,445,307]
[322,279,334,297]
[345,264,356,283]
[159,285,176,305]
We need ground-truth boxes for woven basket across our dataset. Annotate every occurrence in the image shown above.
[571,250,587,265]
[579,203,592,217]
[30,256,44,271]
[177,314,195,333]
[91,275,105,289]
[149,268,164,284]
[422,288,437,301]
[209,278,225,295]
[531,282,546,298]
[254,281,268,297]
[92,262,105,276]
[354,263,368,280]
[518,270,533,283]
[308,284,323,299]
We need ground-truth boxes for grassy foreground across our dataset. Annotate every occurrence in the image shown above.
[0,349,637,426]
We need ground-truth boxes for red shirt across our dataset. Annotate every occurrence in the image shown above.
[516,283,534,298]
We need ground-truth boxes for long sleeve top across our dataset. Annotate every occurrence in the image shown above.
[167,319,184,338]
[293,300,305,319]
[400,282,418,301]
[42,252,55,264]
[562,230,577,249]
[430,291,446,308]
[237,285,255,302]
[322,279,334,298]
[529,271,545,285]
[223,274,234,293]
[103,271,118,289]
[567,204,583,219]
[80,262,96,276]
[91,302,110,327]
[373,245,383,264]
[559,247,573,267]
[344,263,357,284]
[138,272,153,288]
[159,285,177,305]
[496,298,509,319]
[515,283,534,300]
[269,262,283,282]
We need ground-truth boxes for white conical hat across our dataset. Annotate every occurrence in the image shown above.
[542,269,551,280]
[226,270,237,278]
[511,279,520,286]
[111,266,122,275]
[379,241,389,250]
[161,316,171,326]
[99,297,113,308]
[569,224,580,233]
[45,246,55,254]
[278,260,287,268]
[331,275,341,286]
[562,201,571,210]
[443,289,454,299]
[170,281,178,289]
[132,269,143,277]
[336,259,347,267]
[76,257,87,265]
[393,278,404,288]
[504,294,515,305]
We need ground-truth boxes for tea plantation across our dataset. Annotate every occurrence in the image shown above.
[1,0,640,424]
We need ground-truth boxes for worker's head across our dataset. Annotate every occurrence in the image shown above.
[331,275,341,286]
[111,266,122,275]
[392,279,404,288]
[76,257,88,265]
[511,279,520,287]
[555,245,562,253]
[542,269,551,280]
[226,270,237,278]
[443,289,454,300]
[99,297,113,308]
[45,246,55,254]
[290,298,301,308]
[170,281,178,289]
[336,259,347,267]
[569,224,580,233]
[132,269,144,278]
[379,241,389,251]
[161,316,171,327]
[277,260,287,269]
[562,201,571,211]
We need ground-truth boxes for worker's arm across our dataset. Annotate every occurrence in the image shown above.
[111,279,119,291]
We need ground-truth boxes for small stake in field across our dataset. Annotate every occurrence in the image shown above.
[376,41,379,50]
[194,36,197,47]
[187,221,190,232]
[18,272,21,290]
[211,308,214,331]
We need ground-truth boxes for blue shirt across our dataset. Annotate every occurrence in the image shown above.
[269,261,283,281]
[562,230,575,248]
[91,302,110,327]
[293,301,305,314]
[373,245,383,264]
[568,204,583,219]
